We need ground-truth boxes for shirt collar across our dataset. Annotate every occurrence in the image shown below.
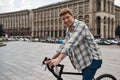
[73,19,80,31]
[66,19,79,32]
[73,19,79,27]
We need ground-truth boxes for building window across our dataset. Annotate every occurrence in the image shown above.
[96,1,101,11]
[73,3,78,14]
[96,17,101,35]
[85,5,89,13]
[104,0,106,11]
[79,6,83,14]
[85,15,89,18]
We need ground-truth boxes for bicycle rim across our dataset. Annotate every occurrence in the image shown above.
[96,74,117,80]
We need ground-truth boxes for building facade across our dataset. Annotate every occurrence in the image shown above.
[0,10,32,37]
[0,0,120,39]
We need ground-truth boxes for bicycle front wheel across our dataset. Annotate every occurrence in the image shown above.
[96,74,117,80]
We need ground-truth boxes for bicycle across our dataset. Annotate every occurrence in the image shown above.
[42,57,117,80]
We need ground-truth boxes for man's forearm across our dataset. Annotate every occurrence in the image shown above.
[56,53,67,63]
[51,52,60,59]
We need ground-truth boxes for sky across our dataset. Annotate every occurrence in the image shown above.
[0,0,120,13]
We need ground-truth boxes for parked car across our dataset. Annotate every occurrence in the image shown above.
[7,37,18,41]
[117,41,120,46]
[96,39,111,45]
[107,39,118,44]
[58,39,66,44]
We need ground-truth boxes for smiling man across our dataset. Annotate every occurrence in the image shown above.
[45,8,102,80]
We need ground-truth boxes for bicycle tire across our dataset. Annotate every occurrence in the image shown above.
[96,74,117,80]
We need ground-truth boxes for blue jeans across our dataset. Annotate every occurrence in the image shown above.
[82,59,102,80]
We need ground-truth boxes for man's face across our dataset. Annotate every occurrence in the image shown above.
[61,13,74,27]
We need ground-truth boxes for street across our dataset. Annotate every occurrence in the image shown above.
[0,41,120,80]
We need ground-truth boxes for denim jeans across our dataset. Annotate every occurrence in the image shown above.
[82,59,102,80]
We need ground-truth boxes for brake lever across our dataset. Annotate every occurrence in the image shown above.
[44,65,47,71]
[42,57,50,71]
[42,57,48,65]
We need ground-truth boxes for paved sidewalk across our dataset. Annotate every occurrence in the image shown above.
[0,41,120,80]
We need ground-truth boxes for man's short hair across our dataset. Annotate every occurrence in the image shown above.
[59,8,73,17]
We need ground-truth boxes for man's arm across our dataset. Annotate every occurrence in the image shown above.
[45,53,67,66]
[51,52,60,59]
[56,53,67,63]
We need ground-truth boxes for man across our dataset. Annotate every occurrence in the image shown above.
[45,8,102,80]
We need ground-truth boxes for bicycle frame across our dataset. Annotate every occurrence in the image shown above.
[42,57,117,80]
[42,57,86,80]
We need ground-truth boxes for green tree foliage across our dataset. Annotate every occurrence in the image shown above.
[0,24,4,36]
[115,24,120,38]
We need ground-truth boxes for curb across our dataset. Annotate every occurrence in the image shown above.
[0,43,6,47]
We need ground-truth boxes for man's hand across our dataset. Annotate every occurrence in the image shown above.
[44,58,60,67]
[45,53,67,67]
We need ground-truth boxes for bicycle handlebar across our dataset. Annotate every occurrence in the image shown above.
[42,57,64,80]
[42,57,82,80]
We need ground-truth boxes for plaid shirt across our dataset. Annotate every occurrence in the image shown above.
[56,19,102,71]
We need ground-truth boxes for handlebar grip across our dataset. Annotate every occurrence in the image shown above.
[42,57,47,64]
[42,57,50,64]
[42,57,64,80]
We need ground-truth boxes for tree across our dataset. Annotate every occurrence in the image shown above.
[0,24,4,36]
[115,24,120,38]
